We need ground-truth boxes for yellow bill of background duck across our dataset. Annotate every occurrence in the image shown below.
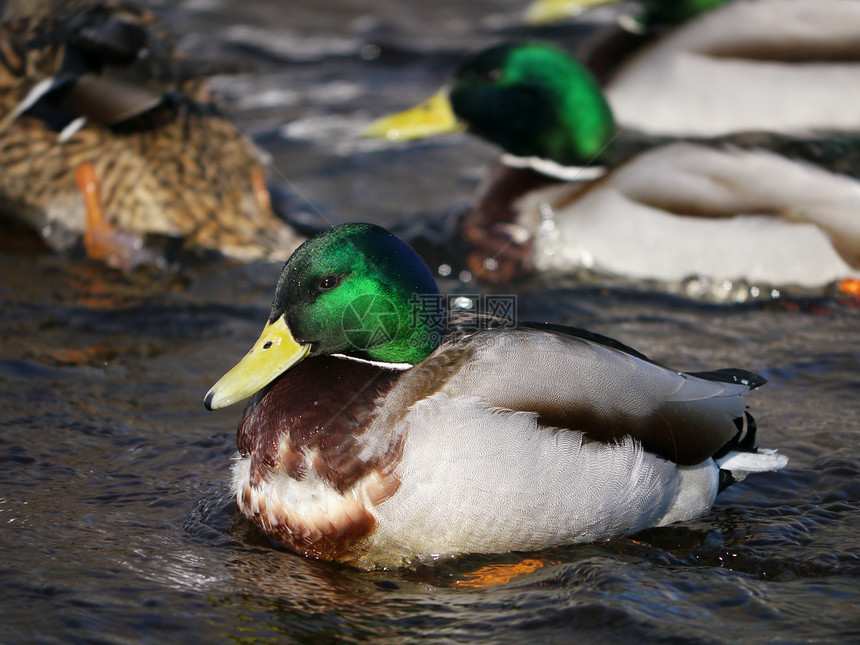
[363,89,465,141]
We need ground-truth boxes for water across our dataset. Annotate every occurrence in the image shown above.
[1,1,859,642]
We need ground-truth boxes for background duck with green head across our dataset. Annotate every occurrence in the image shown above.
[365,40,860,293]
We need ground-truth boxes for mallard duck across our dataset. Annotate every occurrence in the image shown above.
[204,222,788,570]
[523,0,860,138]
[0,0,302,269]
[364,42,860,292]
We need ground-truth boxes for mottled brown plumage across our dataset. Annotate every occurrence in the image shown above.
[0,0,302,267]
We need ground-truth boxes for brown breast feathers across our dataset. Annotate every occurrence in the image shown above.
[238,355,403,491]
[235,356,404,562]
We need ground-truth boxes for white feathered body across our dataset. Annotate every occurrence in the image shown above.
[517,143,860,287]
[232,329,786,569]
[606,0,860,137]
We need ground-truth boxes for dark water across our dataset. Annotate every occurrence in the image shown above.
[2,1,860,643]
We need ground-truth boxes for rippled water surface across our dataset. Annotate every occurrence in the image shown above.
[2,1,860,643]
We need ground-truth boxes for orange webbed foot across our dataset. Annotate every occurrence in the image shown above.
[75,163,152,271]
[838,278,860,308]
[250,166,272,215]
[839,278,860,297]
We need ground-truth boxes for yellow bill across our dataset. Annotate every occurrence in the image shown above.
[523,0,619,25]
[204,317,311,410]
[363,89,465,141]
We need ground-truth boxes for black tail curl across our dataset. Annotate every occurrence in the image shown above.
[716,411,760,492]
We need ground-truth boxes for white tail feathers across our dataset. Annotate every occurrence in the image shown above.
[716,449,789,482]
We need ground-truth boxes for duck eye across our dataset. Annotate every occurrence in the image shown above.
[472,68,501,82]
[319,274,340,291]
[462,67,501,83]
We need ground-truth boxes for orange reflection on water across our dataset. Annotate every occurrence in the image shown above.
[453,557,554,589]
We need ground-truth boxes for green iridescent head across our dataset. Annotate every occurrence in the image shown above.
[204,223,444,410]
[449,42,615,166]
[364,42,615,167]
[270,223,443,363]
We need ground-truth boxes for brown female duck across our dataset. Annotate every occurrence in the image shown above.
[0,0,302,269]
